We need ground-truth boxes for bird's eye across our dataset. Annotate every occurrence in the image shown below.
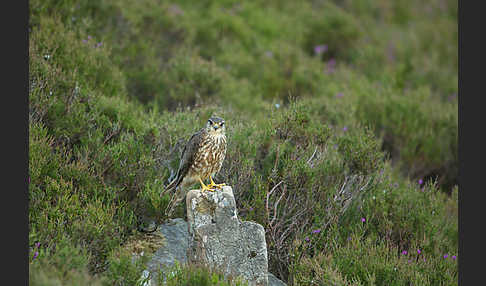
[208,120,213,124]
[221,122,225,126]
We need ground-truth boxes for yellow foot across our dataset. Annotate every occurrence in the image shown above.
[199,177,216,192]
[208,176,226,189]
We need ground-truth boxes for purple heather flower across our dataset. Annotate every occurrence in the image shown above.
[312,229,321,234]
[423,258,426,262]
[305,237,310,242]
[361,217,366,223]
[443,254,448,259]
[417,249,421,254]
[394,183,399,188]
[326,58,336,74]
[249,207,253,211]
[96,42,103,48]
[35,242,40,248]
[418,179,424,185]
[336,92,344,98]
[82,39,88,44]
[452,255,457,260]
[314,44,328,55]
[343,126,348,132]
[347,236,351,241]
[168,4,184,16]
[401,250,408,255]
[33,251,39,260]
[408,259,412,263]
[88,35,92,39]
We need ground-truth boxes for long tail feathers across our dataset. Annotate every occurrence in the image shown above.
[162,174,184,217]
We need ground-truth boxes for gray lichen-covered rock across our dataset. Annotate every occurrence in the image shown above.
[268,273,287,286]
[141,186,285,286]
[144,218,189,284]
[186,186,269,286]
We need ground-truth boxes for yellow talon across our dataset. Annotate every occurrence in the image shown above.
[199,177,216,192]
[208,176,226,189]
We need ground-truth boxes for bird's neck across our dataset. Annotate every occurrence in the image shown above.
[214,133,226,140]
[210,133,226,145]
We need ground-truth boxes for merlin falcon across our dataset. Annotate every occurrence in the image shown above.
[164,116,227,216]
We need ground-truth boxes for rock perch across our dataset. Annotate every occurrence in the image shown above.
[141,186,286,285]
[186,186,268,286]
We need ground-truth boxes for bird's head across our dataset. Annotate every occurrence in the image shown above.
[205,116,226,135]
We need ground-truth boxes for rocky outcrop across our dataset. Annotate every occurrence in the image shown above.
[145,218,189,276]
[186,186,268,286]
[141,185,286,286]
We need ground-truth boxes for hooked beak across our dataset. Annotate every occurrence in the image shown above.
[213,125,219,130]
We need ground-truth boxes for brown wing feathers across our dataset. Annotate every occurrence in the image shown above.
[163,129,205,193]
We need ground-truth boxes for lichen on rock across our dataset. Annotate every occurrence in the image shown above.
[186,186,269,286]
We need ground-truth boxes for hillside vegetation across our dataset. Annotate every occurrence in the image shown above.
[29,0,458,285]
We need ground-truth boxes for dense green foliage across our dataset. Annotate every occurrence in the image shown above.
[29,0,457,285]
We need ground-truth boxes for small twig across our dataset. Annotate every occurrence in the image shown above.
[65,75,79,114]
[272,146,280,173]
[271,184,286,225]
[266,181,284,222]
[100,161,114,177]
[103,125,121,145]
[306,147,318,166]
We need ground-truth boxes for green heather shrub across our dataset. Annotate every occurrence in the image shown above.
[191,3,256,60]
[159,262,248,286]
[295,70,458,192]
[289,171,458,285]
[355,86,458,190]
[155,51,229,109]
[303,2,362,62]
[255,43,325,101]
[338,0,458,98]
[29,15,125,99]
[29,239,106,286]
[29,121,137,272]
[29,14,167,276]
[103,249,151,286]
[100,0,191,105]
[291,236,457,285]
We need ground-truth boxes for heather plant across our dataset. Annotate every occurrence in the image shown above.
[103,247,152,286]
[287,170,457,285]
[159,262,249,286]
[29,238,105,286]
[303,1,362,62]
[355,86,458,190]
[30,0,457,189]
[29,0,457,284]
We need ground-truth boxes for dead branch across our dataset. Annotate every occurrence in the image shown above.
[306,147,318,167]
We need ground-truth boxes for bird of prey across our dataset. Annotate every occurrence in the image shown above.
[164,116,227,217]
